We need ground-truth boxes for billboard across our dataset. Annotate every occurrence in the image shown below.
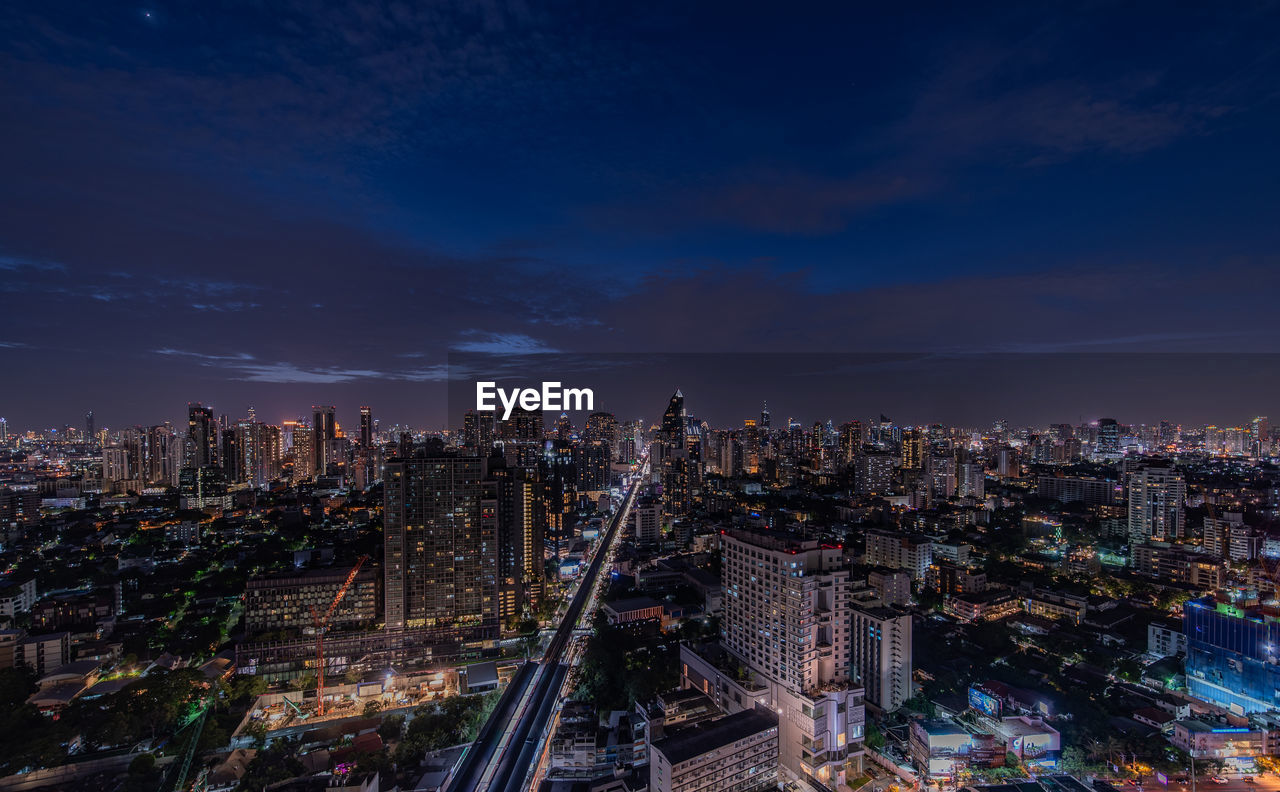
[968,686,1002,717]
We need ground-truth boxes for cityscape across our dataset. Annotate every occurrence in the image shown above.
[4,3,1280,792]
[2,398,1280,792]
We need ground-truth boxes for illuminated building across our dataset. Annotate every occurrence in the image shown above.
[1204,511,1261,561]
[850,602,912,712]
[655,390,691,518]
[124,424,179,485]
[650,707,779,792]
[1036,474,1119,506]
[486,455,546,621]
[360,406,372,447]
[383,451,497,632]
[313,404,336,475]
[245,565,378,637]
[1097,418,1121,455]
[289,422,315,480]
[1128,459,1185,544]
[496,407,543,466]
[865,529,933,579]
[699,527,865,785]
[839,421,863,466]
[853,452,893,495]
[462,409,495,454]
[1184,596,1280,713]
[1171,720,1269,758]
[186,402,218,469]
[900,428,923,470]
[742,417,759,474]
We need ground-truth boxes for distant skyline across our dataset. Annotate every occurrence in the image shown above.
[3,3,1280,424]
[5,354,1278,434]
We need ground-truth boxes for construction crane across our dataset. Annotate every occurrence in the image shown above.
[311,555,369,717]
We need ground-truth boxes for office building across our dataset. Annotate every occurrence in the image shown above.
[186,402,218,470]
[655,391,692,518]
[313,405,336,476]
[1184,596,1280,713]
[360,406,373,448]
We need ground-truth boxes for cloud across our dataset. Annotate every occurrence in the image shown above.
[152,347,450,383]
[452,332,559,354]
[0,255,66,272]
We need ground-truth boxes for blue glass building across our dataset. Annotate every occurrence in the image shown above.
[1184,596,1280,714]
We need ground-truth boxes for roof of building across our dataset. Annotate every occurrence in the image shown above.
[1133,707,1175,725]
[39,659,102,684]
[466,661,499,688]
[603,596,664,614]
[651,707,777,767]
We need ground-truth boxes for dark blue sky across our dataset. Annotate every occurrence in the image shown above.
[2,2,1279,430]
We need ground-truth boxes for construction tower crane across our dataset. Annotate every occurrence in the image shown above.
[311,555,369,716]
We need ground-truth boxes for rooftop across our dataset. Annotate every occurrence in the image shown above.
[651,707,778,766]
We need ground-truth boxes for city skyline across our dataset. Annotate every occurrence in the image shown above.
[7,352,1280,432]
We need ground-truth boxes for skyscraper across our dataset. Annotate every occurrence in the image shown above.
[1128,459,1186,545]
[84,410,94,443]
[186,402,218,469]
[360,406,373,448]
[656,390,691,518]
[497,407,543,466]
[900,428,923,470]
[743,418,759,474]
[1097,418,1120,455]
[699,527,866,785]
[584,411,618,458]
[288,421,315,481]
[850,602,913,712]
[486,454,546,622]
[462,409,495,455]
[839,421,863,466]
[383,450,498,633]
[313,405,336,475]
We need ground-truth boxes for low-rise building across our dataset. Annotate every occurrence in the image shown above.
[649,706,778,792]
[1148,621,1186,657]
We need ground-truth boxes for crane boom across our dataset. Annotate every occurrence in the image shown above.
[313,555,369,716]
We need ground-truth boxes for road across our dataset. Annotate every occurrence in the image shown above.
[446,463,645,792]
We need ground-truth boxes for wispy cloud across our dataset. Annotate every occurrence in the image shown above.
[453,332,558,354]
[0,255,66,272]
[153,347,450,383]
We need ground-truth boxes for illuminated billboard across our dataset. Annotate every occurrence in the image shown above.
[968,686,1002,717]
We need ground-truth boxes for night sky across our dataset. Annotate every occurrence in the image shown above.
[2,2,1279,430]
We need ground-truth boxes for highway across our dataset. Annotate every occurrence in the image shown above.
[445,462,645,792]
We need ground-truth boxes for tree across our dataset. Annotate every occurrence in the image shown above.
[866,721,886,751]
[128,753,156,776]
[363,700,383,717]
